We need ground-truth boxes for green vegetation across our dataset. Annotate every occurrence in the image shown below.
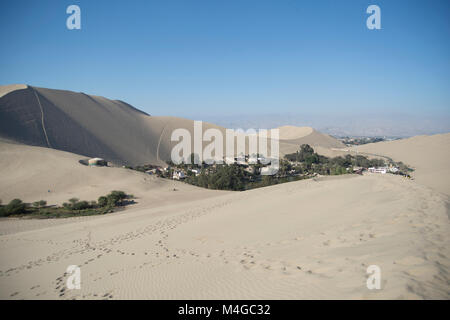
[0,199,28,216]
[104,190,129,207]
[126,144,411,192]
[338,136,387,146]
[0,191,134,219]
[182,144,404,191]
[245,174,309,189]
[184,161,314,191]
[186,164,247,191]
[284,144,386,175]
[32,200,47,209]
[393,161,414,174]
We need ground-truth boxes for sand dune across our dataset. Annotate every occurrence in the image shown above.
[0,84,27,98]
[0,140,449,299]
[278,127,344,149]
[0,85,344,165]
[277,126,314,140]
[0,85,227,166]
[274,126,345,156]
[353,134,450,195]
[0,140,227,224]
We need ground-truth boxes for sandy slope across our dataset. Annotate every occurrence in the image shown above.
[0,140,449,299]
[353,134,450,195]
[278,128,344,151]
[0,85,227,166]
[0,140,227,234]
[0,84,27,98]
[0,85,344,165]
[278,126,314,140]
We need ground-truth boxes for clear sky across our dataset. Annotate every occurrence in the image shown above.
[1,0,449,122]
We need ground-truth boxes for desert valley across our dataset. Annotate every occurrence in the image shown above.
[0,84,449,299]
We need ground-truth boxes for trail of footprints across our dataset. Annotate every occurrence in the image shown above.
[5,184,447,299]
[2,198,235,298]
[2,194,381,298]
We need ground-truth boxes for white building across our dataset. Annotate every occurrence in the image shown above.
[368,167,387,174]
[173,170,186,180]
[88,158,107,166]
[190,169,200,176]
[244,166,255,174]
[260,166,278,175]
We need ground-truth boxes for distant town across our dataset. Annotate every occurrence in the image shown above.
[335,136,402,146]
[102,143,415,191]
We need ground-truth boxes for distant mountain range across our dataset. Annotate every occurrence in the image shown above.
[197,113,450,138]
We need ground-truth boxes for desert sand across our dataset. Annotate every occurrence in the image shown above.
[277,125,314,140]
[0,85,345,166]
[0,140,228,234]
[0,84,27,98]
[353,134,450,196]
[0,135,449,299]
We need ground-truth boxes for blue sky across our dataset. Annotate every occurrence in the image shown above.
[1,0,449,124]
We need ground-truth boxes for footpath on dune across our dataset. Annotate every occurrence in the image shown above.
[0,172,448,299]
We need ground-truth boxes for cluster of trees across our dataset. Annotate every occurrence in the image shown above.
[182,145,386,191]
[339,137,386,146]
[0,199,28,216]
[62,191,131,211]
[393,161,414,174]
[0,191,133,218]
[165,145,395,192]
[132,164,159,173]
[0,199,50,216]
[0,199,49,216]
[245,174,308,189]
[285,144,323,164]
[186,164,247,191]
[98,190,132,207]
[284,144,385,174]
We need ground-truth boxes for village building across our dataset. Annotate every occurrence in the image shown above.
[173,170,186,180]
[190,169,200,176]
[368,167,387,174]
[389,166,399,173]
[244,166,255,174]
[88,157,107,167]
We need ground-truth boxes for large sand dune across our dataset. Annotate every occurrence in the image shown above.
[0,85,226,166]
[277,127,345,156]
[0,85,344,165]
[0,137,449,299]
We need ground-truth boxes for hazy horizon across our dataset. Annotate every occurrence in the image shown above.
[157,111,450,137]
